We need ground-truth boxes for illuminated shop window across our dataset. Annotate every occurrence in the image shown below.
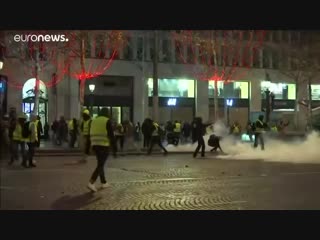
[311,85,320,100]
[148,78,195,98]
[208,81,249,99]
[260,81,296,100]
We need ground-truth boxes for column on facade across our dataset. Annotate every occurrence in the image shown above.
[238,46,243,67]
[158,37,164,62]
[269,48,273,69]
[171,38,176,63]
[133,72,149,123]
[297,79,309,130]
[259,48,263,68]
[132,35,138,60]
[146,33,151,61]
[90,33,95,58]
[195,80,209,122]
[250,79,262,113]
[195,42,199,64]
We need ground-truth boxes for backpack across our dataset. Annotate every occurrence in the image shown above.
[22,121,31,138]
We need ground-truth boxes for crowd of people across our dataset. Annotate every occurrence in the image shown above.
[0,107,294,192]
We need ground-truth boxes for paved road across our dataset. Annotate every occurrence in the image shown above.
[1,153,320,210]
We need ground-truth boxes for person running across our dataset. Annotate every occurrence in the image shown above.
[147,120,168,155]
[87,108,115,192]
[193,117,212,158]
[254,115,267,151]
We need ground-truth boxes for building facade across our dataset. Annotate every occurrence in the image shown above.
[1,30,320,130]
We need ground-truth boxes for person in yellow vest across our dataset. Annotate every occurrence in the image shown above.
[254,115,266,151]
[87,108,115,192]
[22,114,38,168]
[80,109,92,162]
[230,121,241,137]
[173,120,182,143]
[68,118,79,148]
[147,120,168,155]
[8,114,27,166]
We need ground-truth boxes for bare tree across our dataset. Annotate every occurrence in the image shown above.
[65,30,129,110]
[172,30,266,122]
[273,31,320,130]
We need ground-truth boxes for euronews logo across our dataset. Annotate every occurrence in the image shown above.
[14,34,69,42]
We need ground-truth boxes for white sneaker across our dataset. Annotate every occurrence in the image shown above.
[101,183,111,189]
[87,183,97,192]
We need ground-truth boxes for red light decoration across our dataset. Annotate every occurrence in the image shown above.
[64,30,130,104]
[171,30,266,83]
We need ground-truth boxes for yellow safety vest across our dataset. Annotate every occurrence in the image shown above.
[23,121,38,143]
[68,120,74,131]
[152,123,159,136]
[90,116,110,147]
[255,120,264,133]
[174,123,181,133]
[271,126,278,132]
[13,123,22,141]
[233,126,240,134]
[82,119,91,135]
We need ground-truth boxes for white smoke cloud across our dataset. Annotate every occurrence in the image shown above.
[165,121,320,163]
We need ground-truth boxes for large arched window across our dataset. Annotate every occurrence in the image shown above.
[22,78,48,127]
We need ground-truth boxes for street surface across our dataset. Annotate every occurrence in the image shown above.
[1,153,320,210]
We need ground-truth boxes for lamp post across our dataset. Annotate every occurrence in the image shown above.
[89,84,95,116]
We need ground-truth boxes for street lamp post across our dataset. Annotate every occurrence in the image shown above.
[89,84,95,116]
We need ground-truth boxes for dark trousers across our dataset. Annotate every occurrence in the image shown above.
[84,135,91,155]
[23,142,35,165]
[90,146,109,184]
[10,140,25,162]
[143,135,151,148]
[115,135,124,151]
[147,136,167,154]
[254,133,265,150]
[194,136,205,157]
[210,142,223,152]
[69,131,77,148]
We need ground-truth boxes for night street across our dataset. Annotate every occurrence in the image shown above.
[2,154,320,210]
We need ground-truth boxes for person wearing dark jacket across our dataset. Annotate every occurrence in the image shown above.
[193,117,212,158]
[254,115,267,150]
[147,121,168,155]
[142,118,152,149]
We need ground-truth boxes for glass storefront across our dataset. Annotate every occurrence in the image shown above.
[311,85,320,100]
[148,78,195,98]
[260,81,296,100]
[208,81,249,99]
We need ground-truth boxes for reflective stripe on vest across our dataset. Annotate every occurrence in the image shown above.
[174,123,181,133]
[82,120,91,135]
[90,116,110,146]
[13,124,22,141]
